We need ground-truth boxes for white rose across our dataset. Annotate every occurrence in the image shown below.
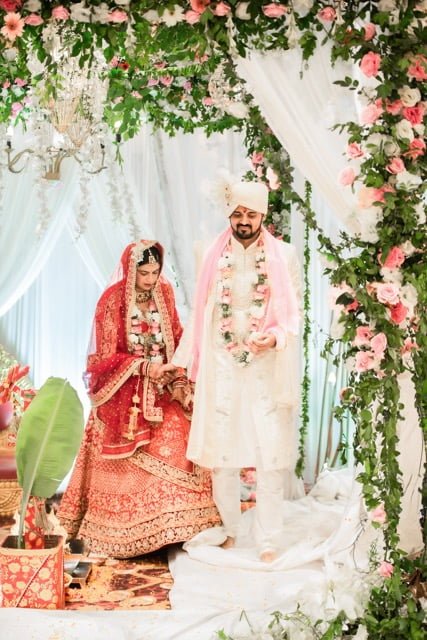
[70,2,91,22]
[155,332,163,343]
[162,6,185,26]
[400,240,416,256]
[129,334,139,344]
[115,0,130,5]
[293,0,314,15]
[414,201,426,225]
[143,10,160,22]
[92,3,110,23]
[396,170,422,190]
[398,86,421,107]
[3,48,17,62]
[400,283,418,308]
[380,267,403,284]
[383,137,401,157]
[226,101,249,119]
[378,0,397,10]
[25,0,42,11]
[414,123,425,136]
[250,305,265,319]
[395,119,414,141]
[364,132,387,152]
[235,2,251,20]
[150,312,160,323]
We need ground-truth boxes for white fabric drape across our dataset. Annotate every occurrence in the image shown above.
[237,43,358,229]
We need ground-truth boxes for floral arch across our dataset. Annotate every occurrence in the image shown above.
[0,1,425,637]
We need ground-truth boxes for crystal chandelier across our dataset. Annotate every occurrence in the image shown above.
[4,29,109,181]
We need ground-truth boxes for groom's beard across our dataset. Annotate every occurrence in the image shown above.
[232,223,262,242]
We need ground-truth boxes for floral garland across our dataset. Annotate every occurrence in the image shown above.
[216,237,269,366]
[129,301,165,363]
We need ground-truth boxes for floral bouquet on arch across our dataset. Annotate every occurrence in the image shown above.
[0,363,35,450]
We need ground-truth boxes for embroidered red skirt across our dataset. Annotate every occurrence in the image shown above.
[58,399,220,558]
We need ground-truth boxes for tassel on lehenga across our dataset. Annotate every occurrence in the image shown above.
[125,377,141,441]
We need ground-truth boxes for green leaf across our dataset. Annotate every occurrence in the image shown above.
[15,377,84,545]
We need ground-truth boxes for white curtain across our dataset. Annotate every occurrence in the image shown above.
[0,126,247,402]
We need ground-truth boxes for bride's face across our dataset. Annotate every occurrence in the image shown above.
[135,262,161,291]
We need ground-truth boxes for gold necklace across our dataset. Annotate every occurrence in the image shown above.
[135,290,152,303]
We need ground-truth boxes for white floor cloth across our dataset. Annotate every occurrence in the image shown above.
[0,469,398,640]
[1,372,423,639]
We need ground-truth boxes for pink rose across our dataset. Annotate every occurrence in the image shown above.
[360,103,383,125]
[160,75,173,86]
[190,0,211,12]
[202,96,214,106]
[185,9,201,24]
[110,56,119,67]
[401,338,418,354]
[381,246,405,269]
[353,326,373,347]
[370,332,387,358]
[214,2,231,16]
[355,351,377,373]
[183,80,192,91]
[386,157,405,174]
[390,301,408,324]
[339,167,356,186]
[402,104,425,126]
[378,561,394,578]
[24,13,43,26]
[51,5,70,20]
[108,10,128,23]
[360,51,382,78]
[14,77,26,86]
[386,99,403,115]
[370,504,387,524]
[147,78,159,87]
[346,300,359,312]
[262,3,287,18]
[3,80,10,88]
[11,101,23,116]
[256,165,264,178]
[376,283,400,305]
[0,0,22,10]
[404,138,426,160]
[407,55,427,82]
[317,7,336,21]
[346,142,364,159]
[363,23,376,41]
[251,151,264,165]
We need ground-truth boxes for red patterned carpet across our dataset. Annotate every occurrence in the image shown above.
[64,549,174,610]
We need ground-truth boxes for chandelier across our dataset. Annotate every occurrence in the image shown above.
[4,29,109,181]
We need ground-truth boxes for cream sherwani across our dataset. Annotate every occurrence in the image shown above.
[186,236,302,472]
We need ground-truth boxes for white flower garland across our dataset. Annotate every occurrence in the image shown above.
[129,300,164,363]
[216,237,269,366]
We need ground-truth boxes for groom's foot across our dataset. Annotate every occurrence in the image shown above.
[221,536,235,549]
[260,550,277,563]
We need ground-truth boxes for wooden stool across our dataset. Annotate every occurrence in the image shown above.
[0,450,22,518]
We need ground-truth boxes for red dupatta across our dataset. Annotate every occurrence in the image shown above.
[85,240,183,459]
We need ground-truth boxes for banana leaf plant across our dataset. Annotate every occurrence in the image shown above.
[14,377,84,548]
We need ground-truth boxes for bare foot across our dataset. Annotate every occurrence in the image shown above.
[260,550,277,563]
[220,536,235,549]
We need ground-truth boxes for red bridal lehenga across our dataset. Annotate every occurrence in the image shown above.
[58,241,220,558]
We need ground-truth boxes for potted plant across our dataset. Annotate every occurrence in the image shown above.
[0,377,84,608]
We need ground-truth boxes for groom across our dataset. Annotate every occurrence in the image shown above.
[183,177,302,562]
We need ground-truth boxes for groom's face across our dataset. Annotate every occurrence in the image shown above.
[229,206,264,242]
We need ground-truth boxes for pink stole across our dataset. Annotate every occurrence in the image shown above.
[189,227,300,381]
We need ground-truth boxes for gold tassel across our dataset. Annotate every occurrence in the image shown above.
[124,391,141,440]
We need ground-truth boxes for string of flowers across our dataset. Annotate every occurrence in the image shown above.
[216,236,269,366]
[129,301,165,363]
[295,182,312,478]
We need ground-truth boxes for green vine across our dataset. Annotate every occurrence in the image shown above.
[296,181,312,478]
